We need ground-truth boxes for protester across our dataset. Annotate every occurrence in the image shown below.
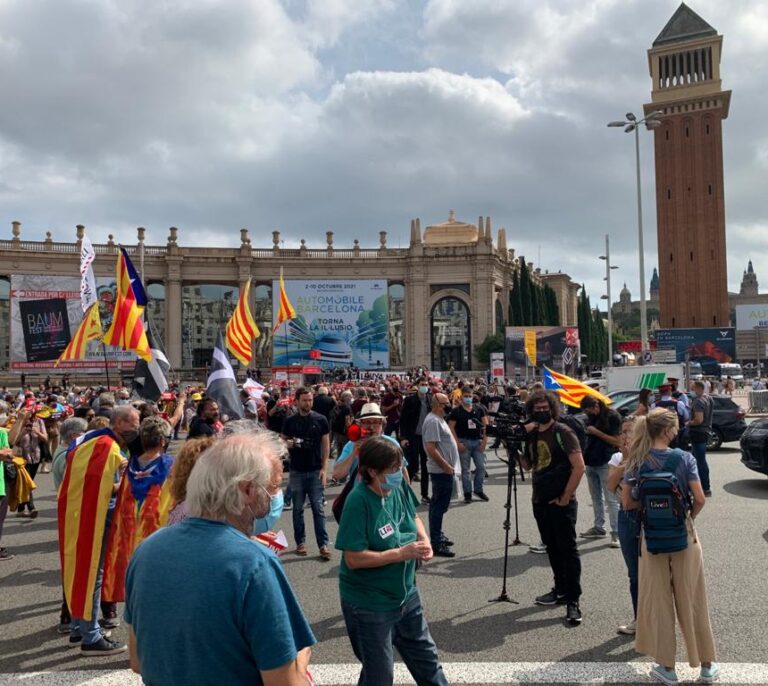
[281,387,331,560]
[12,409,47,517]
[447,386,489,503]
[399,381,432,503]
[329,390,354,457]
[332,403,398,481]
[522,390,585,625]
[380,382,402,437]
[124,432,316,685]
[312,386,336,422]
[422,392,460,558]
[579,396,621,546]
[187,398,220,439]
[0,410,14,561]
[687,380,714,497]
[622,408,717,685]
[167,436,216,526]
[335,437,447,686]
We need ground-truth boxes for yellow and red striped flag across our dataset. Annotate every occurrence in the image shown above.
[273,268,296,333]
[101,249,151,361]
[225,279,260,366]
[57,428,126,619]
[55,303,102,367]
[543,366,612,408]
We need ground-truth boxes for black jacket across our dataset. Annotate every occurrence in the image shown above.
[399,392,431,439]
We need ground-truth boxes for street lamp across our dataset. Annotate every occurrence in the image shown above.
[607,109,663,355]
[599,234,619,367]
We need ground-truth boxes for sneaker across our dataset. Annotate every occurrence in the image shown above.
[610,533,621,548]
[565,602,582,625]
[57,623,72,634]
[534,589,566,606]
[475,492,490,502]
[283,502,293,511]
[80,636,127,656]
[412,474,420,482]
[433,545,456,558]
[421,496,431,505]
[440,536,454,547]
[0,548,14,561]
[617,619,636,635]
[100,615,120,630]
[15,511,29,518]
[704,490,713,498]
[698,663,719,684]
[529,542,548,554]
[580,526,606,538]
[650,664,679,685]
[463,495,472,504]
[29,509,39,519]
[70,629,111,646]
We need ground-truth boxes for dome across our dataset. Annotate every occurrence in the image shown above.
[423,210,479,245]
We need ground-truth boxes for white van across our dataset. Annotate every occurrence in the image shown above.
[717,363,743,381]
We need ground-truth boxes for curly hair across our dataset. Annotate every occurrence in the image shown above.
[169,436,215,503]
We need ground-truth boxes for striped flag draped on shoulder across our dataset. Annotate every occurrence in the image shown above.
[225,279,260,366]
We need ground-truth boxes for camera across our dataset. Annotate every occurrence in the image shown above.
[488,397,529,444]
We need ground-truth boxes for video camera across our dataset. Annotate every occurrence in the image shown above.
[487,397,528,444]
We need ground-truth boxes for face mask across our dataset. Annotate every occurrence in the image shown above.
[120,429,139,444]
[418,386,429,395]
[381,469,403,492]
[532,410,552,424]
[462,397,473,405]
[252,489,285,535]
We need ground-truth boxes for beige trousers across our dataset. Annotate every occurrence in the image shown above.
[635,519,716,668]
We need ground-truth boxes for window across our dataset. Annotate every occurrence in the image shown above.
[431,297,470,371]
[182,284,240,368]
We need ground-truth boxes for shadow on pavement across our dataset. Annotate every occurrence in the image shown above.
[723,478,768,500]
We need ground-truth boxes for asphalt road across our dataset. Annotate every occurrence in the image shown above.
[1,439,767,685]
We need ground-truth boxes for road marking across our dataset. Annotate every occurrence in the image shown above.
[3,662,768,684]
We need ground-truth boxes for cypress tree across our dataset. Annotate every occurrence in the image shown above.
[519,257,532,325]
[510,270,523,325]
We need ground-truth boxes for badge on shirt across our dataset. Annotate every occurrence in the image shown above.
[378,523,395,539]
[467,419,477,430]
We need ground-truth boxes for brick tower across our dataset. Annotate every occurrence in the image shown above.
[645,3,731,328]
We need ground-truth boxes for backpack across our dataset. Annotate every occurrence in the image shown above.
[557,414,588,453]
[637,450,690,554]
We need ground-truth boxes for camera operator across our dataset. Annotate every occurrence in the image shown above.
[281,387,332,561]
[521,390,585,626]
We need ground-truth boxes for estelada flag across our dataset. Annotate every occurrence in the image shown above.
[273,267,296,333]
[55,303,102,367]
[101,454,174,603]
[543,366,612,408]
[225,278,260,366]
[58,428,126,619]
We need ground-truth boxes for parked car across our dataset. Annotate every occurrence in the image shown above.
[739,420,768,476]
[611,392,746,451]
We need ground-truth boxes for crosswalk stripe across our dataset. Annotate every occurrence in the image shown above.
[3,662,767,685]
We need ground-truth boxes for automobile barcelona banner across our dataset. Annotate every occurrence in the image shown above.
[10,274,137,371]
[272,280,389,370]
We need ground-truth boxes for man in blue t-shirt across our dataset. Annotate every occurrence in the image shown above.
[124,432,316,686]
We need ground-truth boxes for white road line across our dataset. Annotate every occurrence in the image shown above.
[3,662,768,685]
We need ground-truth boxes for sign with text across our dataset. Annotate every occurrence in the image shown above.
[490,352,505,378]
[735,304,768,331]
[505,326,579,377]
[655,328,736,372]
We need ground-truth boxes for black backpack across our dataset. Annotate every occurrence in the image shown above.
[557,413,588,453]
[638,450,690,554]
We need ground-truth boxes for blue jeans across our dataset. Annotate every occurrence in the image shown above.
[585,464,618,534]
[72,508,113,645]
[341,589,448,686]
[617,508,640,617]
[459,438,486,496]
[289,470,328,548]
[690,440,710,492]
[428,473,453,548]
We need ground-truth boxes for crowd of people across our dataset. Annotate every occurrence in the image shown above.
[0,371,721,685]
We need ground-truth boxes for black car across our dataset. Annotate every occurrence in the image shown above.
[739,420,768,476]
[612,392,746,450]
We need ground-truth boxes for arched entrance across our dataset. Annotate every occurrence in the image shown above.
[431,296,470,371]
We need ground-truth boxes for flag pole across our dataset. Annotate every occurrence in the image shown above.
[101,342,112,389]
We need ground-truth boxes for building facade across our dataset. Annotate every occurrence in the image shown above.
[645,3,731,328]
[0,214,580,373]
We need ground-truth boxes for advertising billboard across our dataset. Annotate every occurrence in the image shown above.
[272,280,389,370]
[10,274,137,371]
[504,326,579,377]
[655,328,736,373]
[735,304,768,331]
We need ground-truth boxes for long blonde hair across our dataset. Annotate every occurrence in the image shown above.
[625,408,678,474]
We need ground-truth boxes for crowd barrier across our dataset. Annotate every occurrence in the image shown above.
[748,389,768,413]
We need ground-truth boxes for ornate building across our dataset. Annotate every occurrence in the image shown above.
[0,214,580,373]
[645,3,731,328]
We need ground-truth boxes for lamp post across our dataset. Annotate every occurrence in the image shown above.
[599,234,619,367]
[608,110,663,354]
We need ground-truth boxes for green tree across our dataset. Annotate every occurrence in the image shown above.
[519,257,532,325]
[474,332,505,365]
[509,269,523,326]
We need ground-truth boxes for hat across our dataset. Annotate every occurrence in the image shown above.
[359,402,385,420]
[658,383,672,391]
[668,377,679,383]
[191,392,203,401]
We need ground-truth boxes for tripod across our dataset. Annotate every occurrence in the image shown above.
[489,439,525,605]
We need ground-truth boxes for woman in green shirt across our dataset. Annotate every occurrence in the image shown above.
[335,437,447,686]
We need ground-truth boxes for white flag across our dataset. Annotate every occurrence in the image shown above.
[80,236,97,312]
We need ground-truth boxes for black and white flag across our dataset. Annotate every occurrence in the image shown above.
[207,331,243,421]
[133,319,170,402]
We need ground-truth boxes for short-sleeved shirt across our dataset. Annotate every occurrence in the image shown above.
[124,518,315,686]
[282,411,329,472]
[422,413,460,474]
[447,404,487,440]
[381,392,402,423]
[528,423,580,504]
[623,448,700,501]
[689,395,713,441]
[187,417,215,440]
[584,410,621,467]
[334,434,402,474]
[335,480,420,612]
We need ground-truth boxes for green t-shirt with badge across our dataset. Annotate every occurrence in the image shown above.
[335,479,420,612]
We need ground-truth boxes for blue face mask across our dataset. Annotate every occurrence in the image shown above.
[418,386,429,395]
[462,397,473,405]
[252,489,285,535]
[382,469,403,492]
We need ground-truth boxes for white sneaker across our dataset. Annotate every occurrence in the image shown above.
[529,542,547,554]
[610,533,621,548]
[617,619,636,635]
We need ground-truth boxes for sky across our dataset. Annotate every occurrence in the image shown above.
[2,0,767,309]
